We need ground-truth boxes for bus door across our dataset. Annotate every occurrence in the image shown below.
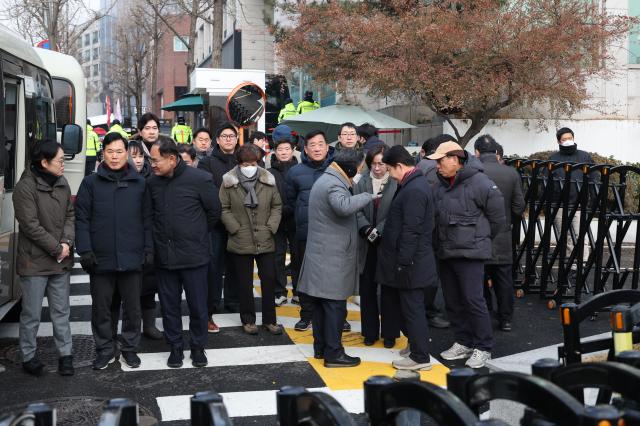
[0,74,19,306]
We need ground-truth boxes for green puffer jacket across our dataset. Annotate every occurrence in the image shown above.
[219,166,282,255]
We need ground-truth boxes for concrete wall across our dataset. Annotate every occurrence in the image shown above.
[443,118,640,163]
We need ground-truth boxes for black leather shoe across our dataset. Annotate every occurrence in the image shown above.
[191,347,208,367]
[167,346,184,368]
[121,351,141,368]
[23,357,45,376]
[383,338,395,349]
[314,353,324,359]
[363,337,377,346]
[58,355,74,376]
[324,353,361,368]
[342,321,351,332]
[500,321,512,332]
[428,316,450,329]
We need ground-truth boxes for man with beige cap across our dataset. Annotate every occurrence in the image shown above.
[427,140,505,368]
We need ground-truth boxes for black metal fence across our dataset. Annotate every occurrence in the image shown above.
[506,159,640,308]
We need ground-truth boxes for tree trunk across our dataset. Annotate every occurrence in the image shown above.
[211,0,224,68]
[151,12,160,113]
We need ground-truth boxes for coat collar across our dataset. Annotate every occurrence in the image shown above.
[221,166,276,188]
[327,162,352,187]
[25,168,67,192]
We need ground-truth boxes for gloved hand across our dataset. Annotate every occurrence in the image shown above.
[359,226,374,238]
[143,252,154,270]
[80,252,97,274]
[396,264,413,288]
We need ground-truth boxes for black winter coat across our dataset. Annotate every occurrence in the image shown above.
[549,144,593,205]
[432,155,506,260]
[376,170,438,289]
[285,148,335,241]
[198,148,237,189]
[75,164,152,273]
[147,159,221,270]
[269,157,298,234]
[478,153,525,264]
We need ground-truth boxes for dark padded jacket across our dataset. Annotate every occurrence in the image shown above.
[269,157,298,233]
[432,155,506,260]
[549,144,593,205]
[376,170,438,289]
[75,164,152,273]
[285,147,335,241]
[478,153,525,264]
[197,148,237,189]
[147,159,221,270]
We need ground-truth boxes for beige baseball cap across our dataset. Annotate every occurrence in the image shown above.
[426,141,465,160]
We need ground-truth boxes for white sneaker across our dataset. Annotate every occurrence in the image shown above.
[274,295,287,306]
[465,349,491,369]
[291,295,300,305]
[392,357,432,371]
[399,344,411,358]
[440,342,474,360]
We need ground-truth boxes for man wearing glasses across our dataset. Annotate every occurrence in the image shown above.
[332,122,361,151]
[197,124,241,329]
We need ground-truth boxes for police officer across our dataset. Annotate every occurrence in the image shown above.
[278,98,298,123]
[474,135,525,332]
[428,141,505,369]
[108,119,129,140]
[297,91,320,115]
[85,119,101,176]
[171,116,193,144]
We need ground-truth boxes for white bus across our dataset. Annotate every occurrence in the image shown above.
[0,25,83,319]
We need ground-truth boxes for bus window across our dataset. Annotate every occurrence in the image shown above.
[52,78,74,131]
[3,78,18,190]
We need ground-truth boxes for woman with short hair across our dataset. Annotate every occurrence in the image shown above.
[219,144,283,335]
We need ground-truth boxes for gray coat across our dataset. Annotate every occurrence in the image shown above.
[297,164,372,300]
[354,173,397,274]
[478,153,526,264]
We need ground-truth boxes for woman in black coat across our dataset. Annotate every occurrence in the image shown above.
[376,146,437,371]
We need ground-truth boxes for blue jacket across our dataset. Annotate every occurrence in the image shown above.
[147,159,221,270]
[75,163,152,273]
[285,147,335,241]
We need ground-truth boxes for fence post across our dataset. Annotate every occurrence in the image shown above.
[531,358,561,380]
[191,391,232,426]
[560,303,581,364]
[98,399,138,426]
[593,166,610,294]
[616,350,640,368]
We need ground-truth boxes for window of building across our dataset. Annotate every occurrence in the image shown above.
[83,49,90,62]
[84,33,90,46]
[93,64,99,77]
[84,66,90,78]
[173,36,189,52]
[92,31,99,44]
[630,1,640,65]
[93,47,99,60]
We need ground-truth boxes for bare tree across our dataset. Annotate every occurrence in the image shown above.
[1,0,116,54]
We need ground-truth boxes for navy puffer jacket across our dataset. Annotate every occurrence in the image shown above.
[284,147,335,241]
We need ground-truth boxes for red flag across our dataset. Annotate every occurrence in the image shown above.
[106,96,112,128]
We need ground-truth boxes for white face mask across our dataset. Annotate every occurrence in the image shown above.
[240,165,258,177]
[560,140,575,147]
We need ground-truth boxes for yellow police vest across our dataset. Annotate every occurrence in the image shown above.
[108,124,129,140]
[172,124,193,143]
[297,100,320,114]
[86,125,99,157]
[278,103,297,122]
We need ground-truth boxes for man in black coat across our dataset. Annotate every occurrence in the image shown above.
[75,133,153,370]
[474,135,525,332]
[268,138,298,305]
[377,146,437,371]
[428,141,505,369]
[197,123,239,330]
[147,139,221,368]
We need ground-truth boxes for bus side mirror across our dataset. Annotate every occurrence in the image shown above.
[61,124,82,155]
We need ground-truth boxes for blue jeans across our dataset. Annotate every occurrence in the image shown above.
[19,273,72,361]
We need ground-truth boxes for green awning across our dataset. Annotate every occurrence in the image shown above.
[161,95,205,112]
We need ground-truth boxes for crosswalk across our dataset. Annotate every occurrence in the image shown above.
[0,259,450,423]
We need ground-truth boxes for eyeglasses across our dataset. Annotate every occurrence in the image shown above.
[219,134,237,140]
[52,158,64,165]
[340,133,357,137]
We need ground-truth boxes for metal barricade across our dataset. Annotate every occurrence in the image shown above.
[0,403,55,426]
[98,399,138,426]
[191,391,233,426]
[276,386,357,426]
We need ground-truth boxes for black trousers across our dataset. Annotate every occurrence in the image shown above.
[208,227,239,315]
[91,271,141,354]
[440,259,493,352]
[359,247,400,340]
[424,285,444,319]
[293,240,314,322]
[230,252,277,325]
[156,265,209,349]
[111,269,156,316]
[311,296,346,360]
[483,264,515,322]
[385,286,431,363]
[274,221,297,298]
[85,156,96,176]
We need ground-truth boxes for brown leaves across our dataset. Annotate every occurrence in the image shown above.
[276,0,633,146]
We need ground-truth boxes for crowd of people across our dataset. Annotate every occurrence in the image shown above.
[14,109,592,376]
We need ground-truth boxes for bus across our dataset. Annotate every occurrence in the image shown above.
[0,25,83,319]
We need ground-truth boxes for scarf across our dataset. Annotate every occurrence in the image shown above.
[31,164,58,188]
[236,167,259,209]
[370,171,389,196]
